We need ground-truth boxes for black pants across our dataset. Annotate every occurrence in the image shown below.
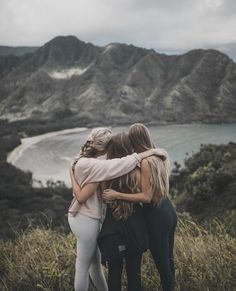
[108,252,142,291]
[144,199,177,291]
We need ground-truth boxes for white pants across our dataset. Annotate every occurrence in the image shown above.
[68,213,108,291]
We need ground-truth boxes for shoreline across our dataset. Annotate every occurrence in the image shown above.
[7,122,236,165]
[5,123,236,187]
[7,127,88,165]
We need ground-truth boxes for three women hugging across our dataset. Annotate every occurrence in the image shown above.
[68,123,177,291]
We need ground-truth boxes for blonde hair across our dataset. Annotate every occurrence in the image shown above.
[146,156,170,205]
[129,123,155,151]
[129,123,170,206]
[81,127,112,157]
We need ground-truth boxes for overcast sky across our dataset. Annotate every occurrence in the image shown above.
[0,0,236,55]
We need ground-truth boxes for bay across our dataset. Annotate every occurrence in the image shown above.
[7,124,236,186]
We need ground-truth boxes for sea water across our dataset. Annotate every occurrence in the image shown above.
[7,124,236,186]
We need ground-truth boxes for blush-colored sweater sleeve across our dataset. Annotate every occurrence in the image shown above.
[74,153,141,187]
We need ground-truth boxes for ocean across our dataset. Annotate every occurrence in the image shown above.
[7,124,236,186]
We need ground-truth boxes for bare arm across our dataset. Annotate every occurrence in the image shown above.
[70,148,167,202]
[102,159,153,203]
[70,167,99,203]
[74,148,167,187]
[139,148,167,161]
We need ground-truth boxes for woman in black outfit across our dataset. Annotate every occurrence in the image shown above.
[99,132,148,291]
[103,123,177,291]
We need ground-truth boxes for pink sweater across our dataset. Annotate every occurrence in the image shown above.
[69,153,141,219]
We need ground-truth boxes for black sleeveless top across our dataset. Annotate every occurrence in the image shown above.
[143,197,177,235]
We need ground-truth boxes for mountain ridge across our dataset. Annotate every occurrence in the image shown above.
[0,35,236,124]
[0,45,39,57]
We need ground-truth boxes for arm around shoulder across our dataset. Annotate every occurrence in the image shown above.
[102,158,153,203]
[70,166,99,203]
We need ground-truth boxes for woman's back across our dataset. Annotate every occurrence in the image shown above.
[99,167,148,291]
[98,133,149,265]
[141,155,177,233]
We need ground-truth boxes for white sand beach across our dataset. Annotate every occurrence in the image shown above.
[7,127,88,165]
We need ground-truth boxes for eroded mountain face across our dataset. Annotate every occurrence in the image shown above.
[0,35,236,124]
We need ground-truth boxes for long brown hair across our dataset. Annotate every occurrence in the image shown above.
[129,123,170,205]
[106,132,140,220]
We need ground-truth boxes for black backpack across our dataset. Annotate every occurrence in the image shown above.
[98,204,149,264]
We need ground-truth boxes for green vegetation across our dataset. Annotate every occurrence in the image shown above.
[0,217,235,291]
[0,169,72,239]
[170,142,236,234]
[0,119,73,239]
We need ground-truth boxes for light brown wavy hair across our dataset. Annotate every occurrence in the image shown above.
[105,132,140,220]
[129,123,170,206]
[80,127,112,158]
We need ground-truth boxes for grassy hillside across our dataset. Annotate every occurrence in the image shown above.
[0,217,235,291]
[0,120,235,290]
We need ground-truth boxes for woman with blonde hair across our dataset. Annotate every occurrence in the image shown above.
[68,127,165,291]
[103,123,177,291]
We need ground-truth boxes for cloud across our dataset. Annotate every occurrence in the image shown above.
[0,0,235,52]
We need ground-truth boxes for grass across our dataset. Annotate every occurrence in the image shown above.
[0,217,235,291]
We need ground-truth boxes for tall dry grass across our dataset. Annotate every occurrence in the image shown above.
[0,217,235,291]
[0,229,75,291]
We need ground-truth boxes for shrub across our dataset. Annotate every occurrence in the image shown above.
[170,143,236,234]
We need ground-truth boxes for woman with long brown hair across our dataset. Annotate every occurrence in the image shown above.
[98,132,149,291]
[103,123,177,291]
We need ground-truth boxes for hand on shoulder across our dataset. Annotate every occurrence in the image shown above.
[152,148,168,161]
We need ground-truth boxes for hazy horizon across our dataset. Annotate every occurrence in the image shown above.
[1,0,236,58]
